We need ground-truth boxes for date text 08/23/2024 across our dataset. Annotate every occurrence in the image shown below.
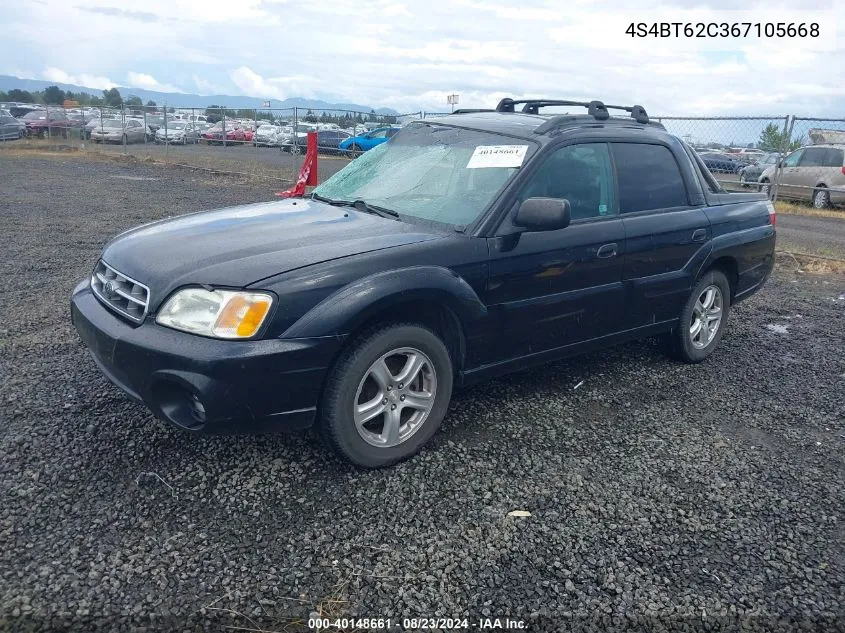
[308,616,527,630]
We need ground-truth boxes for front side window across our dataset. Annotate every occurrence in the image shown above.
[369,129,388,139]
[313,122,535,227]
[517,143,615,220]
[783,150,803,167]
[612,143,689,213]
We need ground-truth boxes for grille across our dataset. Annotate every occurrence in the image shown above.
[90,260,150,323]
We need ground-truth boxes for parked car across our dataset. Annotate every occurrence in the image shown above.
[0,115,26,140]
[71,97,775,468]
[201,122,245,145]
[20,110,78,138]
[739,153,779,186]
[698,152,747,174]
[279,123,318,154]
[253,124,281,147]
[89,118,147,144]
[84,116,120,139]
[154,121,202,145]
[316,130,352,154]
[339,126,401,155]
[9,104,42,118]
[758,145,845,208]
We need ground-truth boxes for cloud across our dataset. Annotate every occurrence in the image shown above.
[1,0,842,117]
[42,67,116,89]
[229,66,320,101]
[78,6,158,22]
[126,71,181,93]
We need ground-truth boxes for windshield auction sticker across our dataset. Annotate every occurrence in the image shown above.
[466,145,528,169]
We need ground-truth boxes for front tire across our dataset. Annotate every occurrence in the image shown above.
[319,323,453,468]
[665,270,731,364]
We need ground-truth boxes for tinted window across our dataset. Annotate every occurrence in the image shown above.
[613,143,688,213]
[799,147,827,167]
[518,143,615,220]
[369,129,388,139]
[824,148,844,167]
[386,128,399,138]
[783,150,803,167]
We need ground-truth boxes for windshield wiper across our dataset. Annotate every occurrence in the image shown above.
[349,199,399,219]
[311,194,399,219]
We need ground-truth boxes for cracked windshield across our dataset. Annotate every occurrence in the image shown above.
[313,122,534,226]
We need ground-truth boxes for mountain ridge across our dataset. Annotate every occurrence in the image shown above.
[0,75,402,115]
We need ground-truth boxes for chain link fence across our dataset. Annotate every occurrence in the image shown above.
[1,105,843,205]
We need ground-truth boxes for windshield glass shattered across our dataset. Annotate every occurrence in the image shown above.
[313,122,534,226]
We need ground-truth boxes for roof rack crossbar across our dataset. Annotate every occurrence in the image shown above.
[496,98,650,124]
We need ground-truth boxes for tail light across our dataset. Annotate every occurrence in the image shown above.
[766,201,776,226]
[841,166,845,176]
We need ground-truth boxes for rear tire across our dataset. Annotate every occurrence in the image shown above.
[813,187,831,209]
[664,269,731,364]
[319,323,453,468]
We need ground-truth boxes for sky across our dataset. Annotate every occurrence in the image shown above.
[1,0,843,117]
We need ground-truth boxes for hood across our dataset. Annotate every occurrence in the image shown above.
[100,198,443,310]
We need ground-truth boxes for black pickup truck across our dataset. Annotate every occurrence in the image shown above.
[71,98,776,467]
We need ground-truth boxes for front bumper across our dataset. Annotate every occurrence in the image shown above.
[70,280,343,434]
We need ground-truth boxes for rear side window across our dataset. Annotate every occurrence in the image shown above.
[825,148,844,167]
[800,147,828,167]
[612,143,689,213]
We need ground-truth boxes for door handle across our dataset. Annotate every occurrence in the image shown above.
[596,243,617,258]
[692,228,707,242]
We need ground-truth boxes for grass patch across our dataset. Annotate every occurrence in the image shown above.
[775,200,845,220]
[776,250,845,274]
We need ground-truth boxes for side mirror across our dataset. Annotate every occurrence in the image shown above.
[514,198,571,232]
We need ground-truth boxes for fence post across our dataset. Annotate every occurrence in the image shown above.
[223,111,227,148]
[122,104,127,154]
[293,107,299,155]
[771,115,794,203]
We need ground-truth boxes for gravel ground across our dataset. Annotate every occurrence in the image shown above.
[3,136,350,183]
[1,154,844,632]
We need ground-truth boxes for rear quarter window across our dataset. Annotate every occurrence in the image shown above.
[612,143,689,213]
[825,148,844,167]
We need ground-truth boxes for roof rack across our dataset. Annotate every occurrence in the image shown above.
[495,98,650,124]
[450,108,496,114]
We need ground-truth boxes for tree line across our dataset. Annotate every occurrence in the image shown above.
[0,85,161,108]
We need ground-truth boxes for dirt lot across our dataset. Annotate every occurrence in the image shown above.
[0,154,843,632]
[3,135,350,184]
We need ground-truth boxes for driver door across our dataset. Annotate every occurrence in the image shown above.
[485,142,626,360]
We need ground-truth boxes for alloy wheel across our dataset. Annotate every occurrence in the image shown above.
[813,189,829,209]
[689,285,723,350]
[353,347,437,448]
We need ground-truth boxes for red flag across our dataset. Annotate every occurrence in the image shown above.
[276,131,319,198]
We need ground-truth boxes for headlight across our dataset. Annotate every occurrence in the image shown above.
[156,288,273,339]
